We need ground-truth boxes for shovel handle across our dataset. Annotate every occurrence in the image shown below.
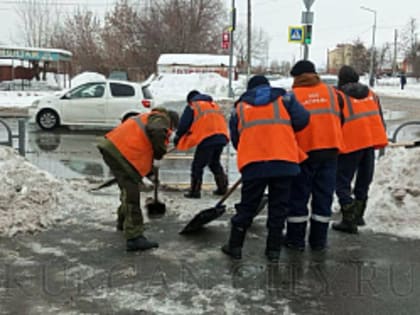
[154,167,159,200]
[216,177,242,207]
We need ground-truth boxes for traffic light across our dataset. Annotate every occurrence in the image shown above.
[222,31,230,49]
[304,24,313,44]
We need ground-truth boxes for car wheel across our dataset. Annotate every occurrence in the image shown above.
[122,112,138,122]
[37,109,60,130]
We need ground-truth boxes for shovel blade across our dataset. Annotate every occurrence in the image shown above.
[145,197,166,219]
[180,204,226,234]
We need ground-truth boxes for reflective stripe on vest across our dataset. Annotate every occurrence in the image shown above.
[306,86,341,118]
[131,115,146,133]
[343,94,381,123]
[311,214,330,223]
[287,216,308,223]
[176,100,229,151]
[192,101,225,122]
[237,99,291,134]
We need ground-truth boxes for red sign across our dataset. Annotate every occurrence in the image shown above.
[222,31,230,49]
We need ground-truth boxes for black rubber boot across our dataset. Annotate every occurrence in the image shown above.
[184,178,202,199]
[265,229,282,263]
[221,226,246,259]
[213,172,228,196]
[285,221,307,251]
[126,235,159,251]
[332,202,358,234]
[309,219,329,251]
[354,199,367,226]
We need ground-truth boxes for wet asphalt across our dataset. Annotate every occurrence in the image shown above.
[1,207,420,315]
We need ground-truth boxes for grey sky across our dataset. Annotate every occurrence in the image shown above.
[0,0,419,70]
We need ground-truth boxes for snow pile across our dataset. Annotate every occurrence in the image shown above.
[0,91,51,108]
[366,147,420,238]
[149,73,244,105]
[71,71,106,87]
[0,146,88,236]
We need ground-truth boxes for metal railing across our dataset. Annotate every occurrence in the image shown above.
[0,118,27,156]
[379,120,420,157]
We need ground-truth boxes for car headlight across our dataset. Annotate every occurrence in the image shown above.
[30,99,41,108]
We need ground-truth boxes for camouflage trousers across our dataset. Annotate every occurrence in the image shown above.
[99,149,144,240]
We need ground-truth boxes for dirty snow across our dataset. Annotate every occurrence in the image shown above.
[365,147,420,238]
[0,146,112,237]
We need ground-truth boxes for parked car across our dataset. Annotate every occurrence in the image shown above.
[29,79,153,130]
[320,75,338,86]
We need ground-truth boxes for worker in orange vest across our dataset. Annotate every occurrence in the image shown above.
[286,60,345,251]
[222,75,309,262]
[332,65,388,234]
[97,108,179,251]
[174,90,229,198]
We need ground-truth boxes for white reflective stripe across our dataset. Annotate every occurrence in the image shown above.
[311,214,330,223]
[131,115,146,132]
[287,216,308,223]
[193,101,224,122]
[237,101,291,134]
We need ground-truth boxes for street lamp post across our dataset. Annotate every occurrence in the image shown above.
[228,0,236,98]
[361,6,377,87]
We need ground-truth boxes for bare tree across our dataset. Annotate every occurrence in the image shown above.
[400,17,420,77]
[102,0,144,79]
[135,0,226,74]
[234,24,270,72]
[377,42,392,74]
[51,8,105,74]
[351,39,370,74]
[14,0,61,47]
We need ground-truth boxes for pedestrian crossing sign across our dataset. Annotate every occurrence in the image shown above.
[288,26,304,43]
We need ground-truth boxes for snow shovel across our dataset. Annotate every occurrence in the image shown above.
[90,147,177,192]
[388,140,420,148]
[179,177,242,234]
[145,167,166,219]
[90,177,117,192]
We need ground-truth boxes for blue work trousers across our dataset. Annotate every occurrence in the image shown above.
[336,148,375,207]
[231,176,293,231]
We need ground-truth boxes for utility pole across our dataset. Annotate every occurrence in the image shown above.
[247,0,251,79]
[361,6,377,87]
[392,29,398,75]
[228,0,236,98]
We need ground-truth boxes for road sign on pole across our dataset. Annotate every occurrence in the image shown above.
[288,26,304,43]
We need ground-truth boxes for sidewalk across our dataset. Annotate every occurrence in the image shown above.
[1,190,419,315]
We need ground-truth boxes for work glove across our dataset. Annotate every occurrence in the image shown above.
[138,176,154,191]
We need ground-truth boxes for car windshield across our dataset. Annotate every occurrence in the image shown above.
[320,76,338,86]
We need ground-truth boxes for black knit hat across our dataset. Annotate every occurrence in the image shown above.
[186,90,200,102]
[290,60,316,77]
[247,75,270,90]
[338,65,359,87]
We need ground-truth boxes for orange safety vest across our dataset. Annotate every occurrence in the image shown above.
[176,100,229,151]
[341,90,388,153]
[236,98,307,171]
[293,83,344,153]
[106,112,169,177]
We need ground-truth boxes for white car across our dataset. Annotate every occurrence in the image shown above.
[29,79,153,130]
